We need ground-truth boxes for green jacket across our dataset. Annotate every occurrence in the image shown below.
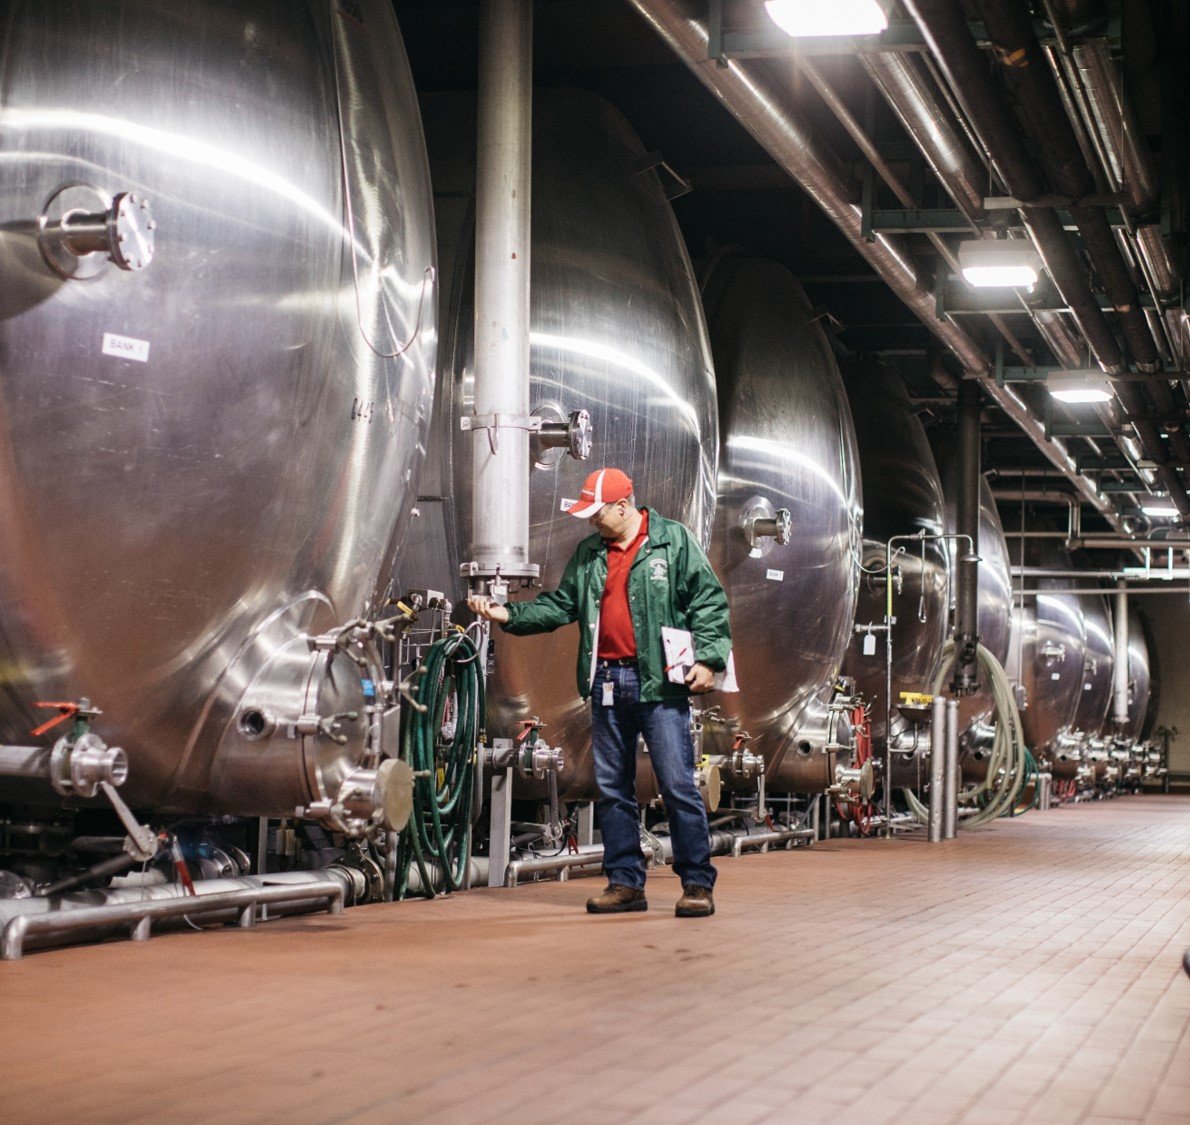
[501,508,731,702]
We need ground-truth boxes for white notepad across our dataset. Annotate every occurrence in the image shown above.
[661,626,739,692]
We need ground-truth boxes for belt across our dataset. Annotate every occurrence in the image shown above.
[599,657,637,667]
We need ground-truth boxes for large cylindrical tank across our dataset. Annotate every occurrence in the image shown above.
[698,253,862,792]
[0,1,437,814]
[840,360,950,749]
[1124,612,1152,743]
[932,438,1013,691]
[932,442,1014,778]
[1004,537,1087,772]
[1071,592,1115,739]
[403,89,717,801]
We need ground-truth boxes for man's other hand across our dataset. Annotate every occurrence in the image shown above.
[467,595,510,624]
[685,662,715,693]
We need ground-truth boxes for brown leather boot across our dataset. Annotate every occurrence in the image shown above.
[675,884,715,917]
[586,883,648,914]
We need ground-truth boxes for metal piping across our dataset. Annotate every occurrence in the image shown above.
[626,0,1124,531]
[0,874,349,961]
[1069,43,1158,214]
[975,3,1178,395]
[623,1,988,374]
[860,53,986,221]
[799,56,1032,367]
[907,0,1189,517]
[1112,579,1130,726]
[952,380,981,693]
[467,0,536,581]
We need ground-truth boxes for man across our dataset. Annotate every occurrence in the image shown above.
[468,467,731,918]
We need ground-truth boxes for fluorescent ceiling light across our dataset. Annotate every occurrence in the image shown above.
[1048,371,1113,404]
[763,0,890,37]
[957,240,1041,289]
[1141,501,1179,518]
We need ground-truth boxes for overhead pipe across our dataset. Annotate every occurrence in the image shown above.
[798,56,1032,367]
[860,53,986,221]
[847,52,1059,368]
[905,0,1190,518]
[902,0,1124,372]
[977,0,1162,373]
[624,0,1123,531]
[467,0,536,584]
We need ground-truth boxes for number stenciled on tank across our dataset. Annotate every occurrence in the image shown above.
[351,397,376,423]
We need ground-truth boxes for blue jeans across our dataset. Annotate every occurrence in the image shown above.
[590,662,716,891]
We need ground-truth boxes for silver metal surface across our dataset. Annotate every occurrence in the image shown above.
[0,1,436,815]
[408,89,717,800]
[1070,590,1115,741]
[861,52,985,221]
[1124,611,1152,744]
[1113,582,1131,729]
[0,874,346,961]
[841,360,950,747]
[928,695,945,842]
[943,698,959,839]
[699,253,862,791]
[467,0,536,581]
[935,447,1014,750]
[1004,536,1088,764]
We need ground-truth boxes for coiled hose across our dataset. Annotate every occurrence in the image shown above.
[903,641,1029,829]
[397,631,484,899]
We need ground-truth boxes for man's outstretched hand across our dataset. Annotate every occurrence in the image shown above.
[467,594,510,624]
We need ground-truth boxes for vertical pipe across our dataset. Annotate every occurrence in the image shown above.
[928,695,946,842]
[1113,580,1130,727]
[943,699,959,839]
[470,0,535,581]
[952,379,981,694]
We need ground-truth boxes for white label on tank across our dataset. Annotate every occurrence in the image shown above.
[765,568,784,582]
[102,332,150,363]
[1084,683,1093,691]
[559,498,577,513]
[1051,672,1061,680]
[862,633,877,656]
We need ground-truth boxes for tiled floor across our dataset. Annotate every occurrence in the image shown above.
[3,796,1188,1124]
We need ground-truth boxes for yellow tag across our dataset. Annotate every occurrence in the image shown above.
[899,691,933,706]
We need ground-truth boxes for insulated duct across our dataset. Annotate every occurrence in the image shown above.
[625,0,1123,530]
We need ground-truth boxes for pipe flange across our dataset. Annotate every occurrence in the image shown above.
[739,495,790,558]
[49,733,128,799]
[38,184,156,280]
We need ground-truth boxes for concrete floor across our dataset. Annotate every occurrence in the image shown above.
[3,795,1188,1124]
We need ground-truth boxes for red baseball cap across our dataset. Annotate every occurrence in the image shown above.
[564,467,634,518]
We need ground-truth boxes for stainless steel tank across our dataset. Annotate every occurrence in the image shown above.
[1070,592,1115,739]
[405,89,717,801]
[1003,536,1087,774]
[0,1,437,815]
[698,253,862,793]
[932,442,1014,780]
[840,360,950,755]
[1124,612,1152,744]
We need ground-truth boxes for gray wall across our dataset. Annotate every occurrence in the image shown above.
[1141,594,1190,775]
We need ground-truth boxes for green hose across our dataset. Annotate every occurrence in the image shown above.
[903,640,1029,829]
[397,631,484,899]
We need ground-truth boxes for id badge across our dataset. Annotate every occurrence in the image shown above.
[601,679,614,707]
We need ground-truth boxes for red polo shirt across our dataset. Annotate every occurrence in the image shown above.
[597,510,649,660]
